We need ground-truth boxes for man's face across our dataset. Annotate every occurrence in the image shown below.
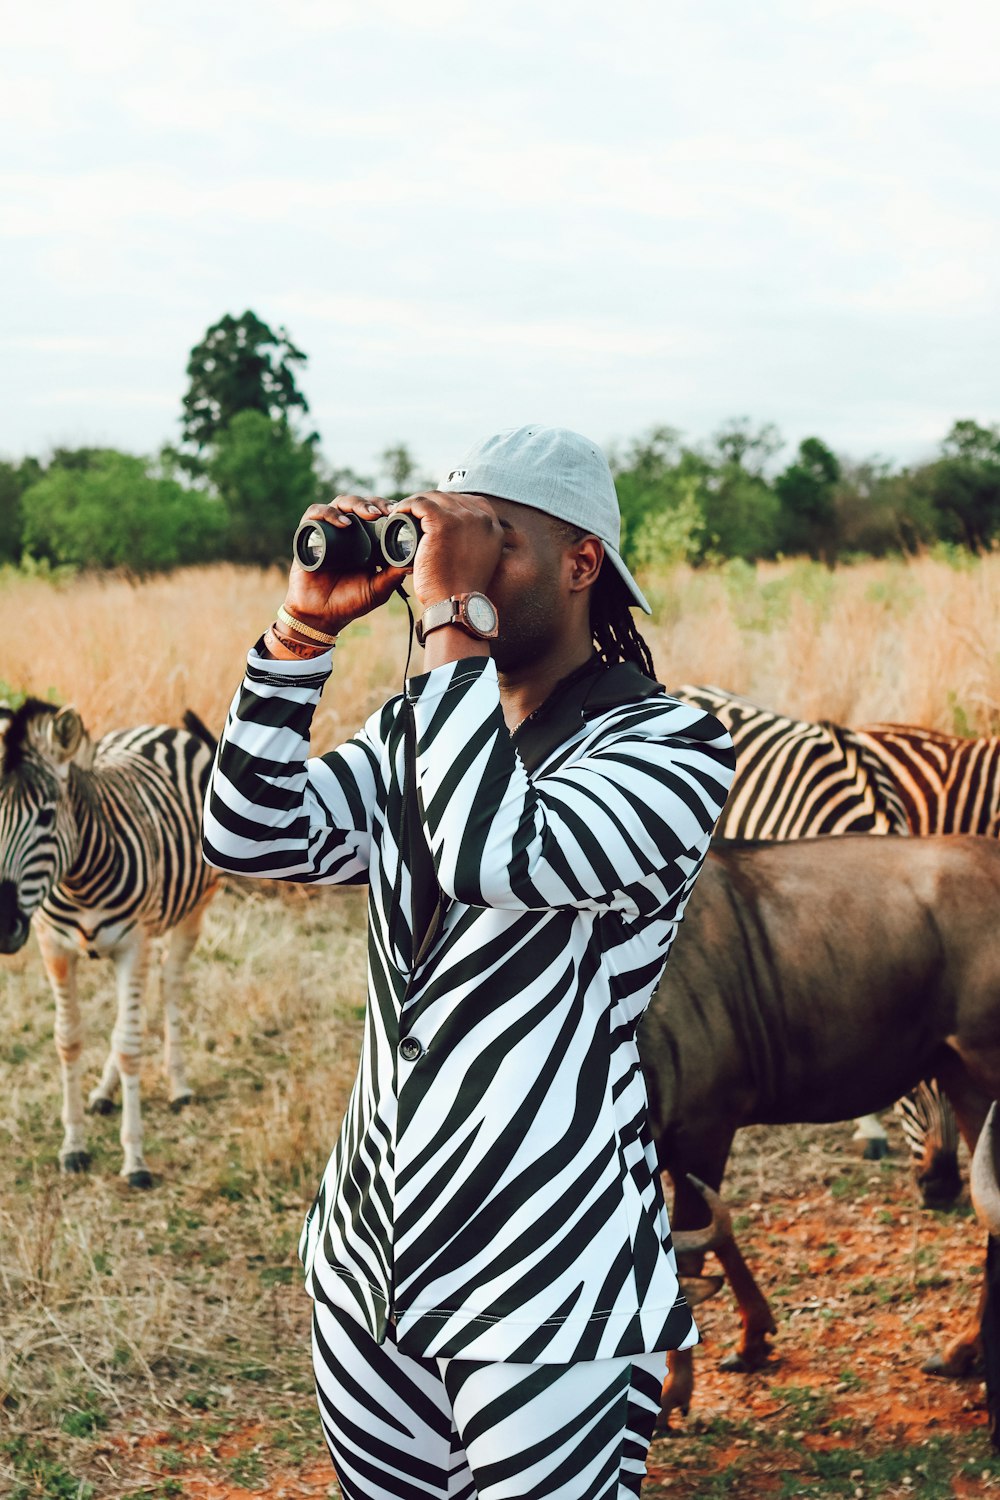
[474,496,585,674]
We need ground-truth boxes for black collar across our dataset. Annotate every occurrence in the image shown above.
[511,657,665,775]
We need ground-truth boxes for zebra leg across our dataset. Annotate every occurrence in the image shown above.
[852,1113,890,1158]
[160,901,209,1110]
[88,1049,121,1114]
[108,928,154,1188]
[36,922,91,1173]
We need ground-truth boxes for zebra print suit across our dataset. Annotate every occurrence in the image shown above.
[204,647,734,1365]
[0,699,218,1185]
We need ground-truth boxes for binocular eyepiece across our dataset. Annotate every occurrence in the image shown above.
[293,511,421,573]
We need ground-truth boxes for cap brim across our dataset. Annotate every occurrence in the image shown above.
[604,545,652,614]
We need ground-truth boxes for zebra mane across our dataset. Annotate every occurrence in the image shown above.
[1,697,59,777]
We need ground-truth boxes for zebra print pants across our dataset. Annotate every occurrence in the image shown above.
[312,1300,668,1499]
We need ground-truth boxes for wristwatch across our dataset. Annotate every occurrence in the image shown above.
[416,592,500,645]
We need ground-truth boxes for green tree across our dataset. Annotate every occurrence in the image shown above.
[0,458,41,563]
[708,418,783,477]
[830,459,932,557]
[700,464,782,560]
[380,443,418,501]
[693,419,783,559]
[940,418,1000,465]
[612,427,707,567]
[182,311,312,453]
[21,452,224,572]
[774,438,841,562]
[207,411,318,565]
[919,419,1000,552]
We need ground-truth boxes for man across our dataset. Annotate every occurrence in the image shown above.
[204,425,734,1499]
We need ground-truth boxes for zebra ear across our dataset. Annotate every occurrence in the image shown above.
[47,706,86,765]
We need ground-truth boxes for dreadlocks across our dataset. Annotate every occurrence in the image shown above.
[548,519,657,679]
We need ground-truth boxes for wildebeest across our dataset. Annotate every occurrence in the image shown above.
[641,834,1000,1420]
[0,699,218,1186]
[675,685,998,1199]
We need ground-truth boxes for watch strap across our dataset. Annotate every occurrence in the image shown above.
[416,593,498,645]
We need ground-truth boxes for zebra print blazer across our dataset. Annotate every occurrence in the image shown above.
[204,647,735,1363]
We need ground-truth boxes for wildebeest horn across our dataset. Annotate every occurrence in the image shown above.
[971,1103,1000,1238]
[671,1173,733,1254]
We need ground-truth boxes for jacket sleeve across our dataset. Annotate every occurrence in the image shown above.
[408,656,735,916]
[202,644,385,884]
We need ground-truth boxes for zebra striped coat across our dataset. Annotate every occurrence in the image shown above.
[204,647,735,1363]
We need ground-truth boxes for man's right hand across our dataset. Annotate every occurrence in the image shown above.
[281,495,409,636]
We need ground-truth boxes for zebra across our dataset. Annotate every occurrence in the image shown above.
[0,698,218,1187]
[671,684,955,1195]
[856,723,1000,837]
[674,685,910,839]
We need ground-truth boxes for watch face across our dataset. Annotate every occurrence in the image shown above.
[466,593,498,633]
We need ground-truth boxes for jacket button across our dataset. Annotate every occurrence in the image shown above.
[399,1036,423,1062]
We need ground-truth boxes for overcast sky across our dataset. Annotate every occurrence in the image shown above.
[2,0,998,485]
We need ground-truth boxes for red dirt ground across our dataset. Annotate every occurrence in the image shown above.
[99,1124,1000,1498]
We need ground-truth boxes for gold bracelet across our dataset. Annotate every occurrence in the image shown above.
[276,604,339,646]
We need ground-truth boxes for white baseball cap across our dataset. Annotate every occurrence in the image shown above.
[439,424,651,614]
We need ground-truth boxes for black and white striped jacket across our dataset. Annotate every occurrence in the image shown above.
[204,647,734,1363]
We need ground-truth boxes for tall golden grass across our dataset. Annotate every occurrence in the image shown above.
[3,552,998,742]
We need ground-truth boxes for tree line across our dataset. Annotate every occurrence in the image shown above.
[1,310,998,574]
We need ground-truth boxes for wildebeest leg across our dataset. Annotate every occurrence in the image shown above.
[660,1130,779,1423]
[715,1233,779,1371]
[925,1050,992,1376]
[36,922,90,1173]
[668,1138,777,1370]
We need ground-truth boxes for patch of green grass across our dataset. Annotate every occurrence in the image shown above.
[768,1383,834,1427]
[227,1449,266,1489]
[60,1400,108,1439]
[182,1388,220,1411]
[260,1264,294,1286]
[154,1448,189,1475]
[828,1168,871,1199]
[785,1436,1000,1496]
[1,1434,95,1500]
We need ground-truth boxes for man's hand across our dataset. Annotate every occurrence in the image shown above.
[391,491,504,609]
[282,496,408,635]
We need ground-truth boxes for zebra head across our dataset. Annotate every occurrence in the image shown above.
[0,699,87,953]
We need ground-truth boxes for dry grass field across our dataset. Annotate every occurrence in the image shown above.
[2,552,1000,1499]
[2,551,999,737]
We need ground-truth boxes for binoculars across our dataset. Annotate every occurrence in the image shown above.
[293,511,421,573]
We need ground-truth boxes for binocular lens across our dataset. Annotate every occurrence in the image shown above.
[380,514,420,567]
[296,523,326,569]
